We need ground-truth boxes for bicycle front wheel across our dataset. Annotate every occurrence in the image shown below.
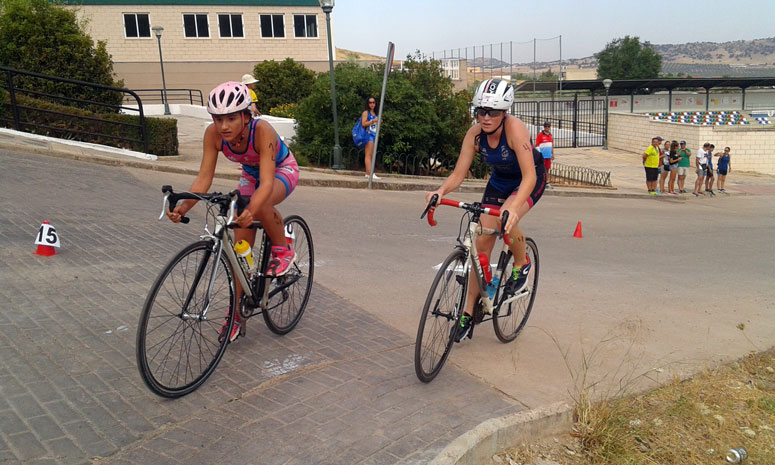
[492,238,539,343]
[261,215,314,335]
[414,249,468,383]
[136,240,236,398]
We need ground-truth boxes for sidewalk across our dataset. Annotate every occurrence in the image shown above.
[4,114,772,198]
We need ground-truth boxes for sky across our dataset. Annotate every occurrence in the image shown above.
[331,0,774,63]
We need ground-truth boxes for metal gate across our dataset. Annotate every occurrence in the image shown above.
[512,95,606,148]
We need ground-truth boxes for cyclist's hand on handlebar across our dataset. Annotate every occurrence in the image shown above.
[500,205,520,235]
[236,208,255,229]
[167,205,187,223]
[425,190,442,210]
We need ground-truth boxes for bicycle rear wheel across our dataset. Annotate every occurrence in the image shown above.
[261,215,314,335]
[136,240,236,398]
[492,238,539,343]
[414,249,468,383]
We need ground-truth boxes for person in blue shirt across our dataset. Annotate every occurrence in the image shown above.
[716,147,731,193]
[425,79,546,341]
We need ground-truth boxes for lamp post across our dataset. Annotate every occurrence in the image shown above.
[602,78,612,150]
[320,0,343,169]
[151,26,171,115]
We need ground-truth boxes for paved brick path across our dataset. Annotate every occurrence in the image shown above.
[0,151,523,464]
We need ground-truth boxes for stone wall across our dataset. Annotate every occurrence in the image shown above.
[608,112,775,175]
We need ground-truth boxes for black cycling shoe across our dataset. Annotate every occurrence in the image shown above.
[505,258,531,296]
[454,314,473,343]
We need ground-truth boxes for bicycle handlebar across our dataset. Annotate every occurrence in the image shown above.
[422,195,512,245]
[160,185,249,226]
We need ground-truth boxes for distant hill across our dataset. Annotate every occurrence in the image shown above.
[512,37,775,77]
[336,48,384,61]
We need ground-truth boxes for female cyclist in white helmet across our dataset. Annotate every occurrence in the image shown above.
[425,78,546,342]
[166,81,299,342]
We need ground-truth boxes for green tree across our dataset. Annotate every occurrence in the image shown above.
[595,36,662,80]
[293,54,471,173]
[0,0,123,110]
[252,58,316,114]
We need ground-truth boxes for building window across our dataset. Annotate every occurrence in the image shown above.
[293,14,317,38]
[260,14,285,38]
[218,14,243,38]
[123,13,150,38]
[183,13,209,38]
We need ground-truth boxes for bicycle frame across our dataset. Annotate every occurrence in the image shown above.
[426,197,512,316]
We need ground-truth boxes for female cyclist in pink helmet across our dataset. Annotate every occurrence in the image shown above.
[166,81,299,342]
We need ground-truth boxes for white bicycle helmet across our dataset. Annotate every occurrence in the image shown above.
[472,79,514,110]
[207,81,251,115]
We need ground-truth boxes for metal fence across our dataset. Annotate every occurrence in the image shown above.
[549,162,611,188]
[512,95,606,148]
[126,88,204,106]
[1,66,147,152]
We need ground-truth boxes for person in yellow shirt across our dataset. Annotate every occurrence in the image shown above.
[642,136,663,195]
[240,74,261,117]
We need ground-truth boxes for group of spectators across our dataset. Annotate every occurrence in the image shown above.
[643,137,732,196]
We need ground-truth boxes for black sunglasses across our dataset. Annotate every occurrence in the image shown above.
[475,107,505,118]
[368,100,376,104]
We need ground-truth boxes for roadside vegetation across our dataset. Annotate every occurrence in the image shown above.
[493,345,775,465]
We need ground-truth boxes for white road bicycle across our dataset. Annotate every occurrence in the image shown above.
[414,194,539,383]
[136,186,314,398]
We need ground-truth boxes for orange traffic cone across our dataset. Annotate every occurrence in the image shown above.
[573,221,583,238]
[34,221,57,256]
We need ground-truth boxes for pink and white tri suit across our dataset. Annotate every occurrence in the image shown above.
[221,118,299,197]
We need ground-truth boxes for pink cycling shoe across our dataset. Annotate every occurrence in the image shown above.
[267,246,295,277]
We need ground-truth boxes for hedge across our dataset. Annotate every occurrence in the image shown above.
[0,91,178,156]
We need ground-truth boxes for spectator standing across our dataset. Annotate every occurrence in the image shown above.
[361,97,381,180]
[536,121,554,188]
[642,137,663,195]
[705,144,716,195]
[676,141,691,193]
[667,140,680,194]
[240,74,261,117]
[693,142,710,196]
[716,147,731,193]
[658,139,670,194]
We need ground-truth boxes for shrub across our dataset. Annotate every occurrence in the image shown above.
[293,54,472,174]
[252,58,315,115]
[0,0,124,112]
[268,103,298,119]
[0,90,177,155]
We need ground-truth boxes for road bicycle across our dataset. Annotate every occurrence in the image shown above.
[414,194,539,382]
[136,186,314,398]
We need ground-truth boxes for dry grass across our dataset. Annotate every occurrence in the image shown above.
[493,348,775,465]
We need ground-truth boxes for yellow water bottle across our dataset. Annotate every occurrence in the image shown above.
[234,240,254,269]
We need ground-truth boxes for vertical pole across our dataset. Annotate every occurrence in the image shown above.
[533,38,536,94]
[604,89,609,150]
[510,41,513,82]
[742,87,746,110]
[368,41,394,189]
[324,9,342,169]
[630,90,634,113]
[705,88,709,112]
[156,37,171,115]
[489,43,493,79]
[6,70,20,130]
[559,35,563,92]
[573,93,579,148]
[668,89,673,112]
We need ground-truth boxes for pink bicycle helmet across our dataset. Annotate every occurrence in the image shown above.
[207,81,251,115]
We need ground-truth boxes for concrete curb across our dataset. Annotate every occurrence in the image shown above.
[0,133,669,199]
[429,402,573,465]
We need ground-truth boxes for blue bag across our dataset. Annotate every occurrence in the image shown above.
[352,119,368,148]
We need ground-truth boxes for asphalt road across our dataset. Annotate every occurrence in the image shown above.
[2,149,774,463]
